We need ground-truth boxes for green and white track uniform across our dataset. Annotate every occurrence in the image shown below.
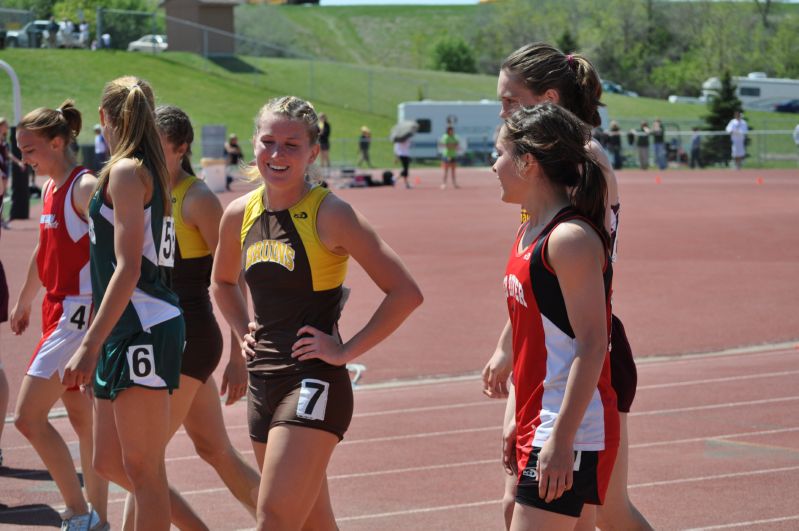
[88,165,185,400]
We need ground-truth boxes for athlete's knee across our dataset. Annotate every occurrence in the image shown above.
[13,410,47,439]
[502,492,515,530]
[65,403,93,436]
[93,452,127,484]
[120,453,163,487]
[191,433,229,466]
[257,500,302,531]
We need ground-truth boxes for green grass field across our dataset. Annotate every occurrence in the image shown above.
[0,48,796,168]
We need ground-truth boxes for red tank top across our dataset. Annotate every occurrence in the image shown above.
[37,166,92,298]
[505,207,618,472]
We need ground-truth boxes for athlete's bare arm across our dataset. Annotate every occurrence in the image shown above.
[535,220,608,503]
[9,243,42,335]
[290,194,423,366]
[211,196,251,357]
[72,171,99,219]
[185,182,246,404]
[483,319,513,398]
[587,139,619,233]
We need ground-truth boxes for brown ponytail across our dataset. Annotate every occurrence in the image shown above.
[155,105,195,176]
[502,103,608,247]
[501,42,604,127]
[18,99,83,146]
[98,77,171,214]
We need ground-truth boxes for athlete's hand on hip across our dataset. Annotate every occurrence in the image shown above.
[292,325,348,366]
[242,321,258,359]
[62,342,101,389]
[221,356,247,405]
[482,347,512,398]
[9,301,32,335]
[502,417,517,476]
[537,437,574,503]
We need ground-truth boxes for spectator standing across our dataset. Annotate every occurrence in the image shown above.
[792,123,799,166]
[438,125,460,189]
[224,133,243,191]
[318,113,331,174]
[633,121,651,170]
[607,121,623,170]
[93,124,108,171]
[393,136,412,189]
[356,126,373,168]
[47,17,58,48]
[652,119,667,170]
[690,127,702,169]
[725,111,748,170]
[79,20,90,48]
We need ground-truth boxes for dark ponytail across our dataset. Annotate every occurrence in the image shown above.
[154,105,195,176]
[18,99,83,145]
[501,42,603,127]
[502,102,608,247]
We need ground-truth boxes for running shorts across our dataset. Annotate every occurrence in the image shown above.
[516,445,618,518]
[247,366,353,443]
[27,294,92,387]
[94,315,185,400]
[180,309,223,383]
[610,314,637,413]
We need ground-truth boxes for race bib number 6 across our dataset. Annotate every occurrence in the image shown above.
[158,216,175,267]
[296,379,330,421]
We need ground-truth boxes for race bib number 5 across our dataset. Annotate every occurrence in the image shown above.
[158,216,175,267]
[296,379,330,421]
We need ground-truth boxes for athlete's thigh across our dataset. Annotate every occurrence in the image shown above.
[15,373,65,418]
[60,387,94,424]
[259,425,338,508]
[510,503,577,531]
[112,387,171,459]
[93,396,126,479]
[182,376,231,451]
[302,475,336,531]
[167,374,203,438]
[252,440,267,471]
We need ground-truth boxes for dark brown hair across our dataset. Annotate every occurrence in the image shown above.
[155,105,195,176]
[18,99,82,146]
[502,102,608,246]
[502,42,603,127]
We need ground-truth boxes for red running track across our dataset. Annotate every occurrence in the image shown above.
[1,168,798,528]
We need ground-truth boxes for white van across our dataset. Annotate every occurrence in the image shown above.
[702,73,799,111]
[397,100,610,161]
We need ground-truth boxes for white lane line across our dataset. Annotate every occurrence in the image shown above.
[630,396,799,416]
[629,464,799,489]
[329,459,496,481]
[336,499,503,522]
[684,515,799,530]
[354,400,500,418]
[638,369,799,390]
[631,426,799,449]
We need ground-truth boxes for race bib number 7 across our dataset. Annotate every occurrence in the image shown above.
[296,379,330,421]
[158,216,176,267]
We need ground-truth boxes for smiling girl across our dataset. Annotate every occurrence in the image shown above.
[212,96,422,530]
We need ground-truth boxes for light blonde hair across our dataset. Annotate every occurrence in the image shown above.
[97,76,170,213]
[245,96,320,182]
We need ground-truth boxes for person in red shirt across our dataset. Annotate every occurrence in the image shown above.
[10,101,109,530]
[494,102,618,529]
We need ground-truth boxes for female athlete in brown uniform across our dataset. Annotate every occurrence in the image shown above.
[212,96,422,530]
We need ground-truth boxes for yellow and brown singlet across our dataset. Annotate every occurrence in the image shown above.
[241,185,348,375]
[172,175,223,382]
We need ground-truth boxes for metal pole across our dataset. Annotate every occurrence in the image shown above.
[0,60,28,219]
[96,7,103,48]
[151,12,156,54]
[368,70,373,114]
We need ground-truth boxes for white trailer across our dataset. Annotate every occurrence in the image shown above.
[397,100,610,161]
[702,73,799,111]
[397,100,501,161]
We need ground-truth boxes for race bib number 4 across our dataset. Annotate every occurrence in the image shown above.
[158,216,175,267]
[62,300,90,332]
[296,379,330,421]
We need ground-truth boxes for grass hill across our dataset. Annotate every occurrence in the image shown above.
[0,48,795,167]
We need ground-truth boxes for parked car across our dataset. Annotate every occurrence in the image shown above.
[774,99,799,113]
[127,34,168,53]
[6,20,50,48]
[601,79,638,97]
